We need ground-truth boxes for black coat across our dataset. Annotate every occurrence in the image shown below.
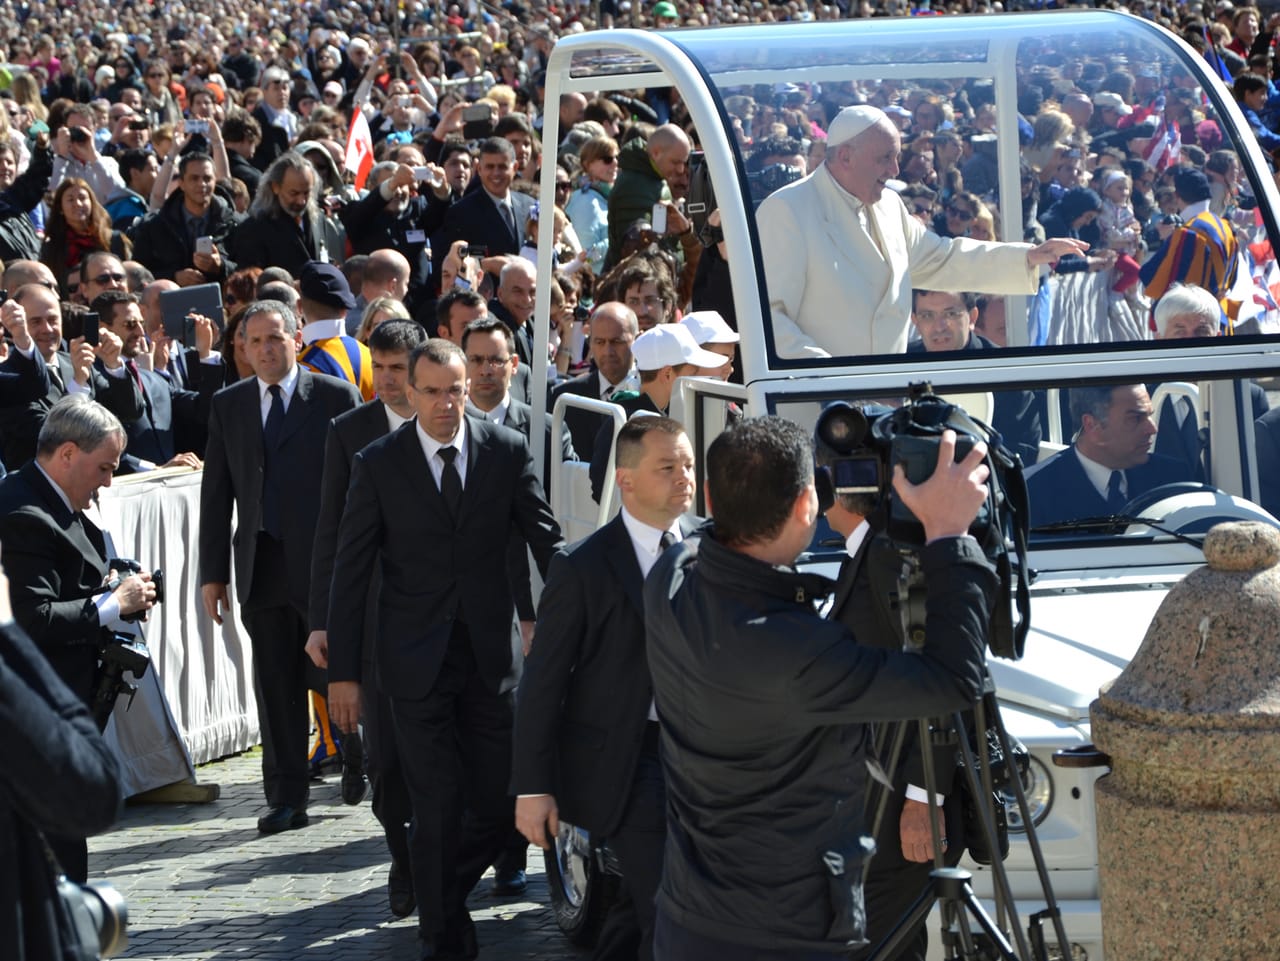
[309,398,394,681]
[0,619,120,961]
[511,512,700,836]
[0,347,143,473]
[198,368,363,615]
[111,361,220,470]
[0,142,51,264]
[327,416,563,700]
[338,185,440,307]
[228,151,262,197]
[430,188,533,280]
[129,190,240,283]
[229,208,326,278]
[645,533,993,953]
[250,104,292,172]
[0,463,114,704]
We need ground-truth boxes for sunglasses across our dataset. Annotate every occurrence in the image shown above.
[599,154,618,163]
[948,207,976,221]
[91,271,127,285]
[555,181,571,191]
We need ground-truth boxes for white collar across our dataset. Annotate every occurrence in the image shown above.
[845,519,871,557]
[257,363,300,404]
[620,504,681,557]
[302,319,347,344]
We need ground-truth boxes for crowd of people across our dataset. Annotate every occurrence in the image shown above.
[2,0,1280,959]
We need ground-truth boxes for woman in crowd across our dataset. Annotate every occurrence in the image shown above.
[356,296,410,343]
[140,59,183,127]
[41,178,130,290]
[565,135,619,275]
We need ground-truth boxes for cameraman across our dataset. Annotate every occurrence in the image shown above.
[646,417,995,960]
[0,548,121,960]
[0,396,154,878]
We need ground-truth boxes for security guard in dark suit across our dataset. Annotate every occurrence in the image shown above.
[514,416,699,961]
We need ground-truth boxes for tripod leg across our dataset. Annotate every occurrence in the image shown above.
[952,711,1034,961]
[959,883,1022,961]
[983,691,1072,961]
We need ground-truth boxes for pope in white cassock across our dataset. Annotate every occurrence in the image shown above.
[756,105,1089,359]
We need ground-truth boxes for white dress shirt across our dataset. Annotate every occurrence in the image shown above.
[1074,447,1128,503]
[257,364,300,426]
[416,417,468,489]
[620,505,683,722]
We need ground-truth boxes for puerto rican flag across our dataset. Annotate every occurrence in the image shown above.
[343,109,375,191]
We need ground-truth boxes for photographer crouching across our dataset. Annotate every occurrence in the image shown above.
[0,395,157,883]
[645,416,995,961]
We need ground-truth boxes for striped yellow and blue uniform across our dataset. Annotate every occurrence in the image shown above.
[1140,211,1241,329]
[299,335,376,401]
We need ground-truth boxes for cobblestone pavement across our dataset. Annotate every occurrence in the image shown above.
[89,749,588,961]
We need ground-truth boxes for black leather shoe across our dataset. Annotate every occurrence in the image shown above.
[257,805,308,834]
[490,867,527,896]
[388,860,416,918]
[417,932,468,961]
[340,731,368,805]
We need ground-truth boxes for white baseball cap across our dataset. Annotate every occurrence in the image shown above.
[632,323,728,372]
[680,310,740,345]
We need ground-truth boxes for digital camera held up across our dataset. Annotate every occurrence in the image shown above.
[813,383,1032,660]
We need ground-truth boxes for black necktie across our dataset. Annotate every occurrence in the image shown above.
[659,530,676,553]
[499,200,516,241]
[262,384,286,537]
[48,363,65,394]
[125,359,149,410]
[439,445,463,517]
[1106,470,1126,513]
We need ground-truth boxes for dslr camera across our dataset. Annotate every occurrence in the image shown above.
[105,558,163,624]
[813,383,1032,660]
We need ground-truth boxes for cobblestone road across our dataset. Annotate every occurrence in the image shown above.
[89,749,587,961]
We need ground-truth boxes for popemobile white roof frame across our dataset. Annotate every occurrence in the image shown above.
[527,12,1280,478]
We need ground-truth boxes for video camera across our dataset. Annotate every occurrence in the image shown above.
[58,875,128,958]
[685,151,805,249]
[813,383,1032,660]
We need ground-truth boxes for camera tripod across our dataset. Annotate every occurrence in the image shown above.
[859,683,1072,961]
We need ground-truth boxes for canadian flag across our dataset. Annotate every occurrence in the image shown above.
[344,109,374,191]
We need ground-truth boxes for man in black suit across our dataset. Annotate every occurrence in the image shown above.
[251,67,297,172]
[514,416,698,961]
[306,319,425,917]
[908,289,1042,466]
[0,283,142,470]
[589,323,725,503]
[199,299,362,836]
[90,290,221,471]
[0,395,156,880]
[462,315,577,896]
[487,260,537,371]
[1026,384,1192,529]
[550,302,639,461]
[327,339,563,960]
[431,138,533,282]
[437,290,532,409]
[229,152,329,276]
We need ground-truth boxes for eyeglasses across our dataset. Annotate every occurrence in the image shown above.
[554,181,571,192]
[948,207,976,221]
[599,155,618,163]
[914,307,969,324]
[118,319,145,332]
[911,203,933,215]
[466,353,512,368]
[91,271,127,285]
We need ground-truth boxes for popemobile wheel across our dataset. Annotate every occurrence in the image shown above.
[545,821,618,946]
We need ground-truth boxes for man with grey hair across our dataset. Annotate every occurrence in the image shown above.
[0,394,157,879]
[756,104,1087,359]
[230,152,325,276]
[489,258,537,376]
[252,66,297,171]
[199,298,362,836]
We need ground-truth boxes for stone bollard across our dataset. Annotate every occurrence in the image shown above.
[1091,520,1280,960]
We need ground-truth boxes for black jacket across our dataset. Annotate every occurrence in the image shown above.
[229,208,326,278]
[0,142,52,264]
[0,619,120,961]
[130,190,240,283]
[228,151,261,197]
[338,186,437,308]
[645,533,993,954]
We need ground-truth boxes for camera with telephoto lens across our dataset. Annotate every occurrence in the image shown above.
[813,383,1032,660]
[57,875,129,957]
[105,559,163,623]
